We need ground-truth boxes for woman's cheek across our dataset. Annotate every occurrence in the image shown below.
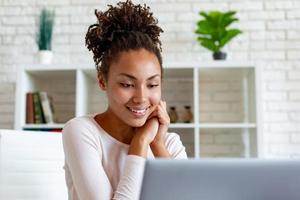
[150,90,161,105]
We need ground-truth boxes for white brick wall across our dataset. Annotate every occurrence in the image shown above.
[0,0,300,158]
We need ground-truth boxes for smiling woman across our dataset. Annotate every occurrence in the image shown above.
[99,49,161,128]
[61,1,187,200]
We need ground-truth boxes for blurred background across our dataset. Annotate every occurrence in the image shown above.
[0,0,300,159]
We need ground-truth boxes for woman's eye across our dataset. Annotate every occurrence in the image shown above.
[148,84,159,88]
[120,83,133,88]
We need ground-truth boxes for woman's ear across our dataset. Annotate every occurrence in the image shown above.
[98,73,107,91]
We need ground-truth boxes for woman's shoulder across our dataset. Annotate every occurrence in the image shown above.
[64,115,95,129]
[62,116,104,159]
[62,115,100,138]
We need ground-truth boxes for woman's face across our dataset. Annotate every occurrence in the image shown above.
[100,48,162,127]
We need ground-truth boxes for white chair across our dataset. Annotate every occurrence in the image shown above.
[0,129,68,200]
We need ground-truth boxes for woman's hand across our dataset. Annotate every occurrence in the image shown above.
[133,118,159,145]
[148,100,170,146]
[147,100,171,158]
[129,118,159,159]
[129,101,171,159]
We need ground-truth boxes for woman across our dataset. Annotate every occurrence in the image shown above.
[62,1,187,199]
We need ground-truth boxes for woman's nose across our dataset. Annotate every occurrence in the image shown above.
[132,86,147,103]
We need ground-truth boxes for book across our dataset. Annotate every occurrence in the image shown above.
[25,92,35,124]
[48,94,57,123]
[39,91,54,124]
[33,92,45,124]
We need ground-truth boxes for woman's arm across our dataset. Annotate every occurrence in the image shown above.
[164,132,188,159]
[149,141,171,158]
[113,118,160,199]
[63,119,148,200]
[129,118,159,159]
[62,120,113,200]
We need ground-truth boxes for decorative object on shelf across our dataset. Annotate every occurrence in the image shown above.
[195,10,242,60]
[182,105,193,123]
[36,8,55,64]
[168,106,178,123]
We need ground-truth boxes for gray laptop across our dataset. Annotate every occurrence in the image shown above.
[140,159,300,200]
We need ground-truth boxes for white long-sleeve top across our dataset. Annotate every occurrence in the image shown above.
[62,115,187,200]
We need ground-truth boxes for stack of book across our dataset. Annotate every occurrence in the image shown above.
[26,91,55,124]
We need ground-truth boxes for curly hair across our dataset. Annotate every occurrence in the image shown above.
[85,0,164,79]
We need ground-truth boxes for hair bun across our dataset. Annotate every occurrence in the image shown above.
[85,0,163,66]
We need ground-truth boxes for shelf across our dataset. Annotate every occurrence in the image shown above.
[15,61,261,158]
[22,123,256,130]
[198,67,256,124]
[199,128,257,158]
[23,63,94,71]
[198,123,256,129]
[164,61,254,69]
[169,123,196,128]
[21,69,76,124]
[23,61,254,71]
[169,123,256,129]
[23,124,65,129]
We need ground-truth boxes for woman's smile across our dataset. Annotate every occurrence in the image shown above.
[126,106,151,118]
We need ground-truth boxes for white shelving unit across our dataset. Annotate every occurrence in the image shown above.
[15,61,262,158]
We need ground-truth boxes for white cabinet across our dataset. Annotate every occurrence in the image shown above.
[15,61,262,158]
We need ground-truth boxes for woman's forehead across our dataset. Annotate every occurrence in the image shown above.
[109,49,161,78]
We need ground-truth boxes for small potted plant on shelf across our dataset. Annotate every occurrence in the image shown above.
[195,10,242,60]
[36,8,55,64]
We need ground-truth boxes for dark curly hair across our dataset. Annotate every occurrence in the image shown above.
[85,0,164,79]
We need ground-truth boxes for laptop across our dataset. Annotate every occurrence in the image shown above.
[140,159,300,200]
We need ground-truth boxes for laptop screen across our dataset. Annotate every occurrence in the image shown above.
[140,159,300,200]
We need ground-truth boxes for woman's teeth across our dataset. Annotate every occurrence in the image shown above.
[127,107,149,115]
[128,107,147,113]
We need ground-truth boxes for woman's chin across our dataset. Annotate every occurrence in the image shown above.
[126,118,147,127]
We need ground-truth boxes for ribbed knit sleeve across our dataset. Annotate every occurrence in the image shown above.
[113,155,146,200]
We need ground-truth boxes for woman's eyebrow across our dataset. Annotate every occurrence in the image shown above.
[118,73,160,80]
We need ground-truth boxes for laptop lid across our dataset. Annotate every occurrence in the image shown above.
[140,159,300,200]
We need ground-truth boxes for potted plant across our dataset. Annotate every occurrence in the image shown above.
[36,9,55,64]
[195,11,242,60]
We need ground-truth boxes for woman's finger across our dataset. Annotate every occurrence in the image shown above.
[157,105,170,124]
[162,101,167,109]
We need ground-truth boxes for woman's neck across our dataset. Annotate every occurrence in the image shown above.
[94,109,135,145]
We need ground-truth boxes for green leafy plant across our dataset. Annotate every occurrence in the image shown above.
[37,9,55,51]
[195,10,242,54]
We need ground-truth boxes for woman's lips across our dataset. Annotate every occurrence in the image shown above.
[126,106,150,117]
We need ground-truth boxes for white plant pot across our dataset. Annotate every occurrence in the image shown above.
[39,50,53,64]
